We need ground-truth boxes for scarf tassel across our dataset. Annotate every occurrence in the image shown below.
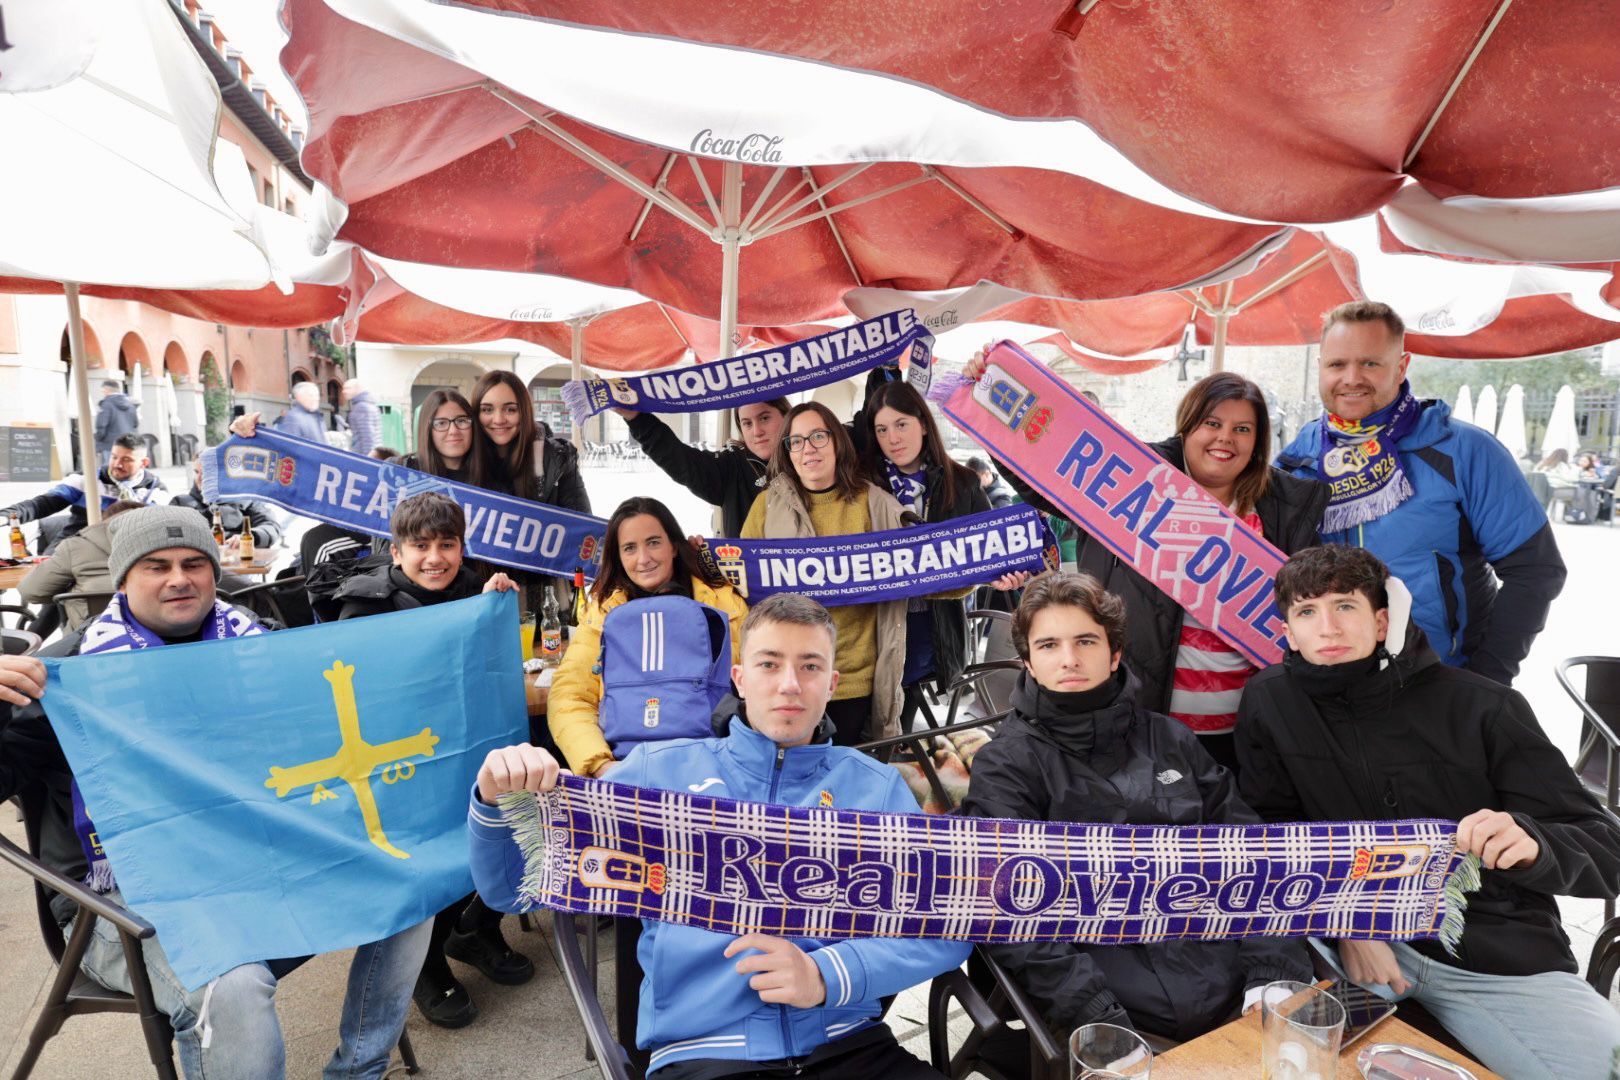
[1438,853,1481,957]
[84,859,119,895]
[499,791,554,911]
[559,381,592,429]
[1320,473,1414,534]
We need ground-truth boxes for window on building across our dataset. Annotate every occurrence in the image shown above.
[263,180,274,207]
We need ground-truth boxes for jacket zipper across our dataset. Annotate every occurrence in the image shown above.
[770,746,794,1057]
[1342,699,1389,818]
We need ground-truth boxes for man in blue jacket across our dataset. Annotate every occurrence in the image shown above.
[1276,301,1565,684]
[469,593,969,1078]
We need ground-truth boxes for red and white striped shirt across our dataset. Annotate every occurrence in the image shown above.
[1167,510,1263,735]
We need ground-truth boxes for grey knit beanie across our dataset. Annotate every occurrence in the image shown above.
[108,505,221,587]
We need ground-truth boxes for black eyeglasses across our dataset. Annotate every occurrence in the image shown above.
[430,417,473,431]
[784,429,833,454]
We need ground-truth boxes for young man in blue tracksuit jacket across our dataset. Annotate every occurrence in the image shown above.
[1276,301,1565,685]
[469,593,969,1079]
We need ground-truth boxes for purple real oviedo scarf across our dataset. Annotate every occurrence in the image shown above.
[1318,381,1423,533]
[71,595,262,892]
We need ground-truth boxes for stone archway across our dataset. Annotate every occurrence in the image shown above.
[118,331,153,376]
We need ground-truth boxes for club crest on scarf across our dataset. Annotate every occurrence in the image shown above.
[503,776,1482,953]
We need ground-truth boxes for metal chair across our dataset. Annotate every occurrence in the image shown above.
[52,590,115,634]
[928,948,1065,1080]
[857,713,1006,813]
[1587,916,1620,998]
[1,783,177,1079]
[1556,656,1620,921]
[553,912,644,1080]
[2,628,42,656]
[221,575,310,629]
[2,600,41,633]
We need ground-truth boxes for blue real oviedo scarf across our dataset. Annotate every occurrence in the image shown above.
[560,310,934,427]
[1318,381,1423,533]
[71,595,262,892]
[502,776,1481,952]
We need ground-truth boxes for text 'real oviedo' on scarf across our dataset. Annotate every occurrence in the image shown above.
[559,310,934,427]
[1317,381,1422,533]
[69,594,263,892]
[500,775,1482,953]
[203,429,610,582]
[696,505,1058,608]
[929,342,1287,669]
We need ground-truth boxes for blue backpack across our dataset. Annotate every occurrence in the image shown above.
[597,595,733,755]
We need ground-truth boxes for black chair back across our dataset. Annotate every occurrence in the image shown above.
[3,627,42,656]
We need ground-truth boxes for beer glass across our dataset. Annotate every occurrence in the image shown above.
[1070,1023,1151,1078]
[1260,981,1344,1080]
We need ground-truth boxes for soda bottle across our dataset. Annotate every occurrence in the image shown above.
[211,509,226,546]
[239,518,255,562]
[539,586,563,668]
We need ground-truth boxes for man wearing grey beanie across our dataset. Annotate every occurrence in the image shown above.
[0,504,431,1078]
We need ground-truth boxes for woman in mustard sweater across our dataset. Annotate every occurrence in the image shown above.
[549,496,748,778]
[741,401,911,745]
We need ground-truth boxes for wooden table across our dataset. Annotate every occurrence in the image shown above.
[1151,1009,1499,1078]
[525,666,554,715]
[0,561,43,592]
[218,557,276,579]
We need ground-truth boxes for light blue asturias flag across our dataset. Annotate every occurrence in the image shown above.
[41,591,526,991]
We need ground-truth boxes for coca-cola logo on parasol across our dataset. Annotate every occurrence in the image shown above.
[690,129,785,165]
[1415,310,1457,332]
[509,305,555,322]
[923,309,960,330]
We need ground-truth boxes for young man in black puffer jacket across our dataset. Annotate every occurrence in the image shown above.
[334,492,530,1028]
[961,572,1311,1045]
[1236,544,1620,1080]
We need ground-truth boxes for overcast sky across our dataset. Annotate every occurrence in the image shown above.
[201,0,308,128]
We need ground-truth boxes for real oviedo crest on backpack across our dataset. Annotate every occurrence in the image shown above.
[597,596,734,756]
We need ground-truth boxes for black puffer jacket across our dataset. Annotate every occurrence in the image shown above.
[961,667,1311,1041]
[1003,436,1329,713]
[627,413,768,537]
[333,562,483,621]
[1236,620,1620,978]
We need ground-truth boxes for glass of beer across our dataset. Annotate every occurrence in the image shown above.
[518,610,536,662]
[1070,1023,1151,1078]
[1260,981,1344,1080]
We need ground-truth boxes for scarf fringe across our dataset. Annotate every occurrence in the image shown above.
[498,790,555,911]
[1320,473,1414,534]
[1438,853,1482,956]
[926,372,968,405]
[559,381,591,429]
[84,860,119,895]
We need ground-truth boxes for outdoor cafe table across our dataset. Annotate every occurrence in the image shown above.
[0,562,35,592]
[218,555,276,579]
[1150,1006,1500,1079]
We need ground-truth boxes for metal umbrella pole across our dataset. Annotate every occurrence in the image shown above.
[716,161,743,445]
[64,283,103,527]
[567,316,587,450]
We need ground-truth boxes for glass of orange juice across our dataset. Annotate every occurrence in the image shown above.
[518,610,536,662]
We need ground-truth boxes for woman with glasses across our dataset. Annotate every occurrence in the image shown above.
[859,381,992,730]
[401,389,477,481]
[740,402,912,745]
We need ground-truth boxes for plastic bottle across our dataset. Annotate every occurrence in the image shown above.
[539,586,563,668]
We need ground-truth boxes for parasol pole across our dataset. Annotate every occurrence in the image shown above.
[1210,280,1235,373]
[568,317,586,451]
[64,283,102,526]
[716,161,743,446]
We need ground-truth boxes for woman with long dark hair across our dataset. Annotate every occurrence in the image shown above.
[860,381,990,728]
[402,388,477,482]
[962,357,1328,769]
[549,497,747,779]
[469,370,589,511]
[740,401,915,746]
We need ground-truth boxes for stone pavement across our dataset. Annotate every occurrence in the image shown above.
[0,462,1614,1077]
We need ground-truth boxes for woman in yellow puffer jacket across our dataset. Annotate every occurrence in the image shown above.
[549,496,747,778]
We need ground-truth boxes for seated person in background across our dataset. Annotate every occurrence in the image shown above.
[171,456,284,553]
[18,499,144,630]
[472,593,969,1079]
[1235,544,1620,1080]
[1,434,171,551]
[0,506,429,1079]
[333,490,527,1028]
[966,455,1017,509]
[549,496,748,779]
[961,571,1312,1044]
[616,398,790,537]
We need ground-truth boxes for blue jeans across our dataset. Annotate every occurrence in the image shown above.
[1319,940,1620,1080]
[76,890,431,1080]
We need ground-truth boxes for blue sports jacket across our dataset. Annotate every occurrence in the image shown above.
[1277,399,1565,683]
[469,717,970,1072]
